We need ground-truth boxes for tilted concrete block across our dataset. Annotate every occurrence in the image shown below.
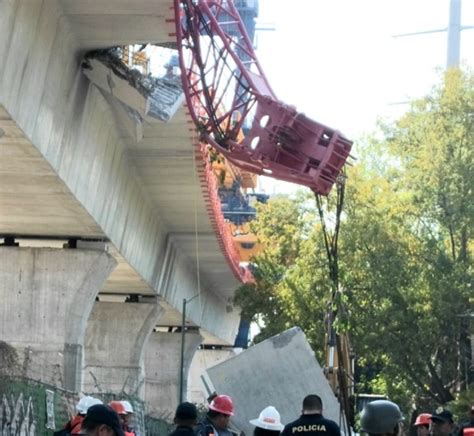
[204,327,345,435]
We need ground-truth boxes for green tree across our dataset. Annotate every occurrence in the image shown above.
[348,68,473,406]
[234,68,473,411]
[234,195,331,357]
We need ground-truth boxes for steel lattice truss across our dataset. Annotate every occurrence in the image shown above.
[175,0,353,195]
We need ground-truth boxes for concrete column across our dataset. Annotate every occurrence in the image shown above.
[144,330,203,419]
[83,301,164,398]
[0,246,116,391]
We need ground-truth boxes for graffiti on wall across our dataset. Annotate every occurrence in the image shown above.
[45,390,55,430]
[0,392,37,435]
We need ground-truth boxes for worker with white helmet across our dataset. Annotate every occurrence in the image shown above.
[250,406,284,436]
[53,396,102,436]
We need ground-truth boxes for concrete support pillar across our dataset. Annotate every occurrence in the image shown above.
[144,330,203,419]
[0,247,116,391]
[83,301,164,398]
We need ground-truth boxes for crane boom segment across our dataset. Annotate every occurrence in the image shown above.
[175,0,353,195]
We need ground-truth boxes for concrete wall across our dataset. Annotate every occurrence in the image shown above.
[0,0,241,344]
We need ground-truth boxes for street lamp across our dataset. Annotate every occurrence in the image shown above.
[179,294,200,403]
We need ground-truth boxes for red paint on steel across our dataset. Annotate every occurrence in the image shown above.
[174,0,353,195]
[192,138,253,283]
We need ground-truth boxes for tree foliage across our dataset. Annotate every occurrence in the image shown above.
[234,69,473,411]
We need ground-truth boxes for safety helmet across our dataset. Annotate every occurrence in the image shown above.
[414,414,432,426]
[209,395,234,416]
[249,406,284,431]
[121,400,134,414]
[109,400,127,415]
[76,396,103,415]
[360,400,404,434]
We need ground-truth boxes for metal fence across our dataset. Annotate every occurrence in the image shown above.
[0,376,172,436]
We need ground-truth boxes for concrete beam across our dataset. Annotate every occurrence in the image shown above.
[144,330,203,420]
[83,301,164,398]
[0,246,116,391]
[0,0,242,344]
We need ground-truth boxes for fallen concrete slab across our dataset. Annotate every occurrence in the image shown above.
[203,327,347,436]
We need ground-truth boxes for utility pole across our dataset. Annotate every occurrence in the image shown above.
[447,0,462,67]
[179,294,200,404]
[393,0,473,68]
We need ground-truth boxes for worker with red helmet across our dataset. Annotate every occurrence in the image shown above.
[414,413,432,436]
[195,394,236,436]
[109,401,135,436]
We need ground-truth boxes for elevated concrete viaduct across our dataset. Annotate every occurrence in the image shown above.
[0,0,243,410]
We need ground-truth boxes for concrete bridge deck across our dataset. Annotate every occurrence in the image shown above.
[0,0,245,412]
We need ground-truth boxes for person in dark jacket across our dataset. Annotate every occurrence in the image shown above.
[430,408,456,436]
[281,395,340,436]
[169,402,198,436]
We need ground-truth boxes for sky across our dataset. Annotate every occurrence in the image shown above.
[253,0,474,193]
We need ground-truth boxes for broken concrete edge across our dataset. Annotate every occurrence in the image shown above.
[82,47,184,123]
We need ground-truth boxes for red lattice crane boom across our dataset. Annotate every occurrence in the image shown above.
[175,0,353,195]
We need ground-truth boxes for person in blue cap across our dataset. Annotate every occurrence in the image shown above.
[80,404,125,436]
[168,402,198,436]
[430,408,455,436]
